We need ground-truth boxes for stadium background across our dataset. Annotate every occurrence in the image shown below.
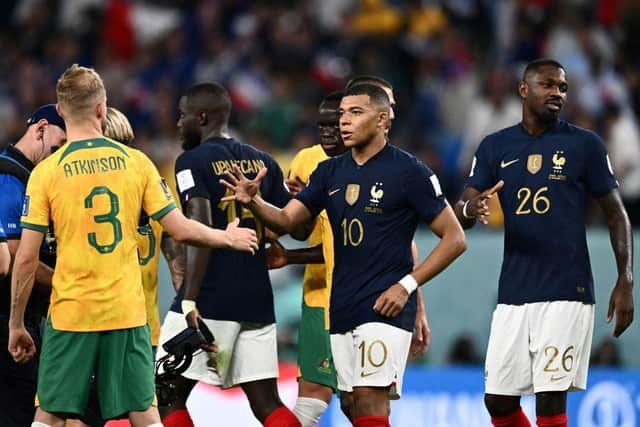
[2,1,639,426]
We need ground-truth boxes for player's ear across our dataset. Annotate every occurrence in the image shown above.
[518,80,528,99]
[199,112,207,126]
[96,101,106,122]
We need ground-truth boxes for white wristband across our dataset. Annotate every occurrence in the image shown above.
[462,200,475,219]
[398,274,418,295]
[182,299,197,314]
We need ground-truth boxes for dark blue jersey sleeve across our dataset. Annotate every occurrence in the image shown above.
[295,160,329,218]
[405,159,447,223]
[584,131,619,197]
[264,156,291,208]
[465,136,494,192]
[175,150,210,208]
[0,174,26,238]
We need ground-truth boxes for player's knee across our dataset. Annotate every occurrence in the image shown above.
[484,394,521,417]
[352,387,388,416]
[535,391,567,416]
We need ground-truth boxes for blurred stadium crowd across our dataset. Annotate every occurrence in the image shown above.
[1,0,640,224]
[1,0,638,369]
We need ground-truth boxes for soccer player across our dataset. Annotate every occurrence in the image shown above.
[345,76,431,362]
[8,64,258,427]
[155,82,302,427]
[221,83,467,427]
[0,223,8,278]
[0,104,66,427]
[455,59,634,427]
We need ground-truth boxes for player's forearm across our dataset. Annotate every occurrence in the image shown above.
[179,219,232,249]
[600,192,634,283]
[453,200,477,229]
[247,195,296,235]
[182,245,211,302]
[284,245,325,265]
[412,229,466,286]
[161,233,185,291]
[9,256,38,328]
[606,207,634,283]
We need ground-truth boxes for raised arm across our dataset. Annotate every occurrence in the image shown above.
[220,166,313,235]
[597,189,634,337]
[158,208,257,253]
[453,181,504,229]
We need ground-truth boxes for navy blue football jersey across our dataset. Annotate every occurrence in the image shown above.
[466,121,618,305]
[297,144,447,334]
[171,137,290,323]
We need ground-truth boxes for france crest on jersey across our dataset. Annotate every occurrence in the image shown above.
[466,120,618,305]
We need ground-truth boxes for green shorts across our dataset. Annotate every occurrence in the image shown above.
[37,318,155,419]
[297,303,337,390]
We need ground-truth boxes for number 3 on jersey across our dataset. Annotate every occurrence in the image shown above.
[84,186,122,254]
[219,188,263,243]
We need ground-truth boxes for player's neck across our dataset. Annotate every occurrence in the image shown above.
[65,121,104,143]
[14,135,38,165]
[522,113,557,137]
[351,135,386,165]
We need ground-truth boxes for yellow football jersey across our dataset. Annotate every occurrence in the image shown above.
[289,145,335,327]
[137,219,163,345]
[21,137,176,332]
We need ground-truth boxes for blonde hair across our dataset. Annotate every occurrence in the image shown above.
[56,64,106,120]
[103,107,134,145]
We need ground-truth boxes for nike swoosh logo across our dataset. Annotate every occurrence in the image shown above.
[500,159,519,168]
[550,375,567,382]
[329,189,341,196]
[360,371,378,378]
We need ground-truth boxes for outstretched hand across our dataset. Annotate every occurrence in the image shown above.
[219,165,268,204]
[607,275,634,337]
[466,180,504,224]
[226,218,259,254]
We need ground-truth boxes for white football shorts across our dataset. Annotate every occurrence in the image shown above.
[156,310,278,389]
[485,301,594,396]
[330,322,412,399]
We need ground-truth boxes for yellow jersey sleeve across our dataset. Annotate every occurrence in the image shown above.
[138,152,176,221]
[21,162,51,233]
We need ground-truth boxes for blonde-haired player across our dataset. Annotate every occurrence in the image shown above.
[8,64,258,427]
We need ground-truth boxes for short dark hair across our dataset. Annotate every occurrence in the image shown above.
[345,75,393,91]
[319,91,344,111]
[185,82,232,125]
[523,59,565,80]
[343,83,390,112]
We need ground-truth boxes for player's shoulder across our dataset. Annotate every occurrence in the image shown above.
[482,123,522,145]
[561,120,603,144]
[387,144,432,171]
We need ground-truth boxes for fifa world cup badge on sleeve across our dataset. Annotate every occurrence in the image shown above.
[21,195,30,216]
[160,178,173,200]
